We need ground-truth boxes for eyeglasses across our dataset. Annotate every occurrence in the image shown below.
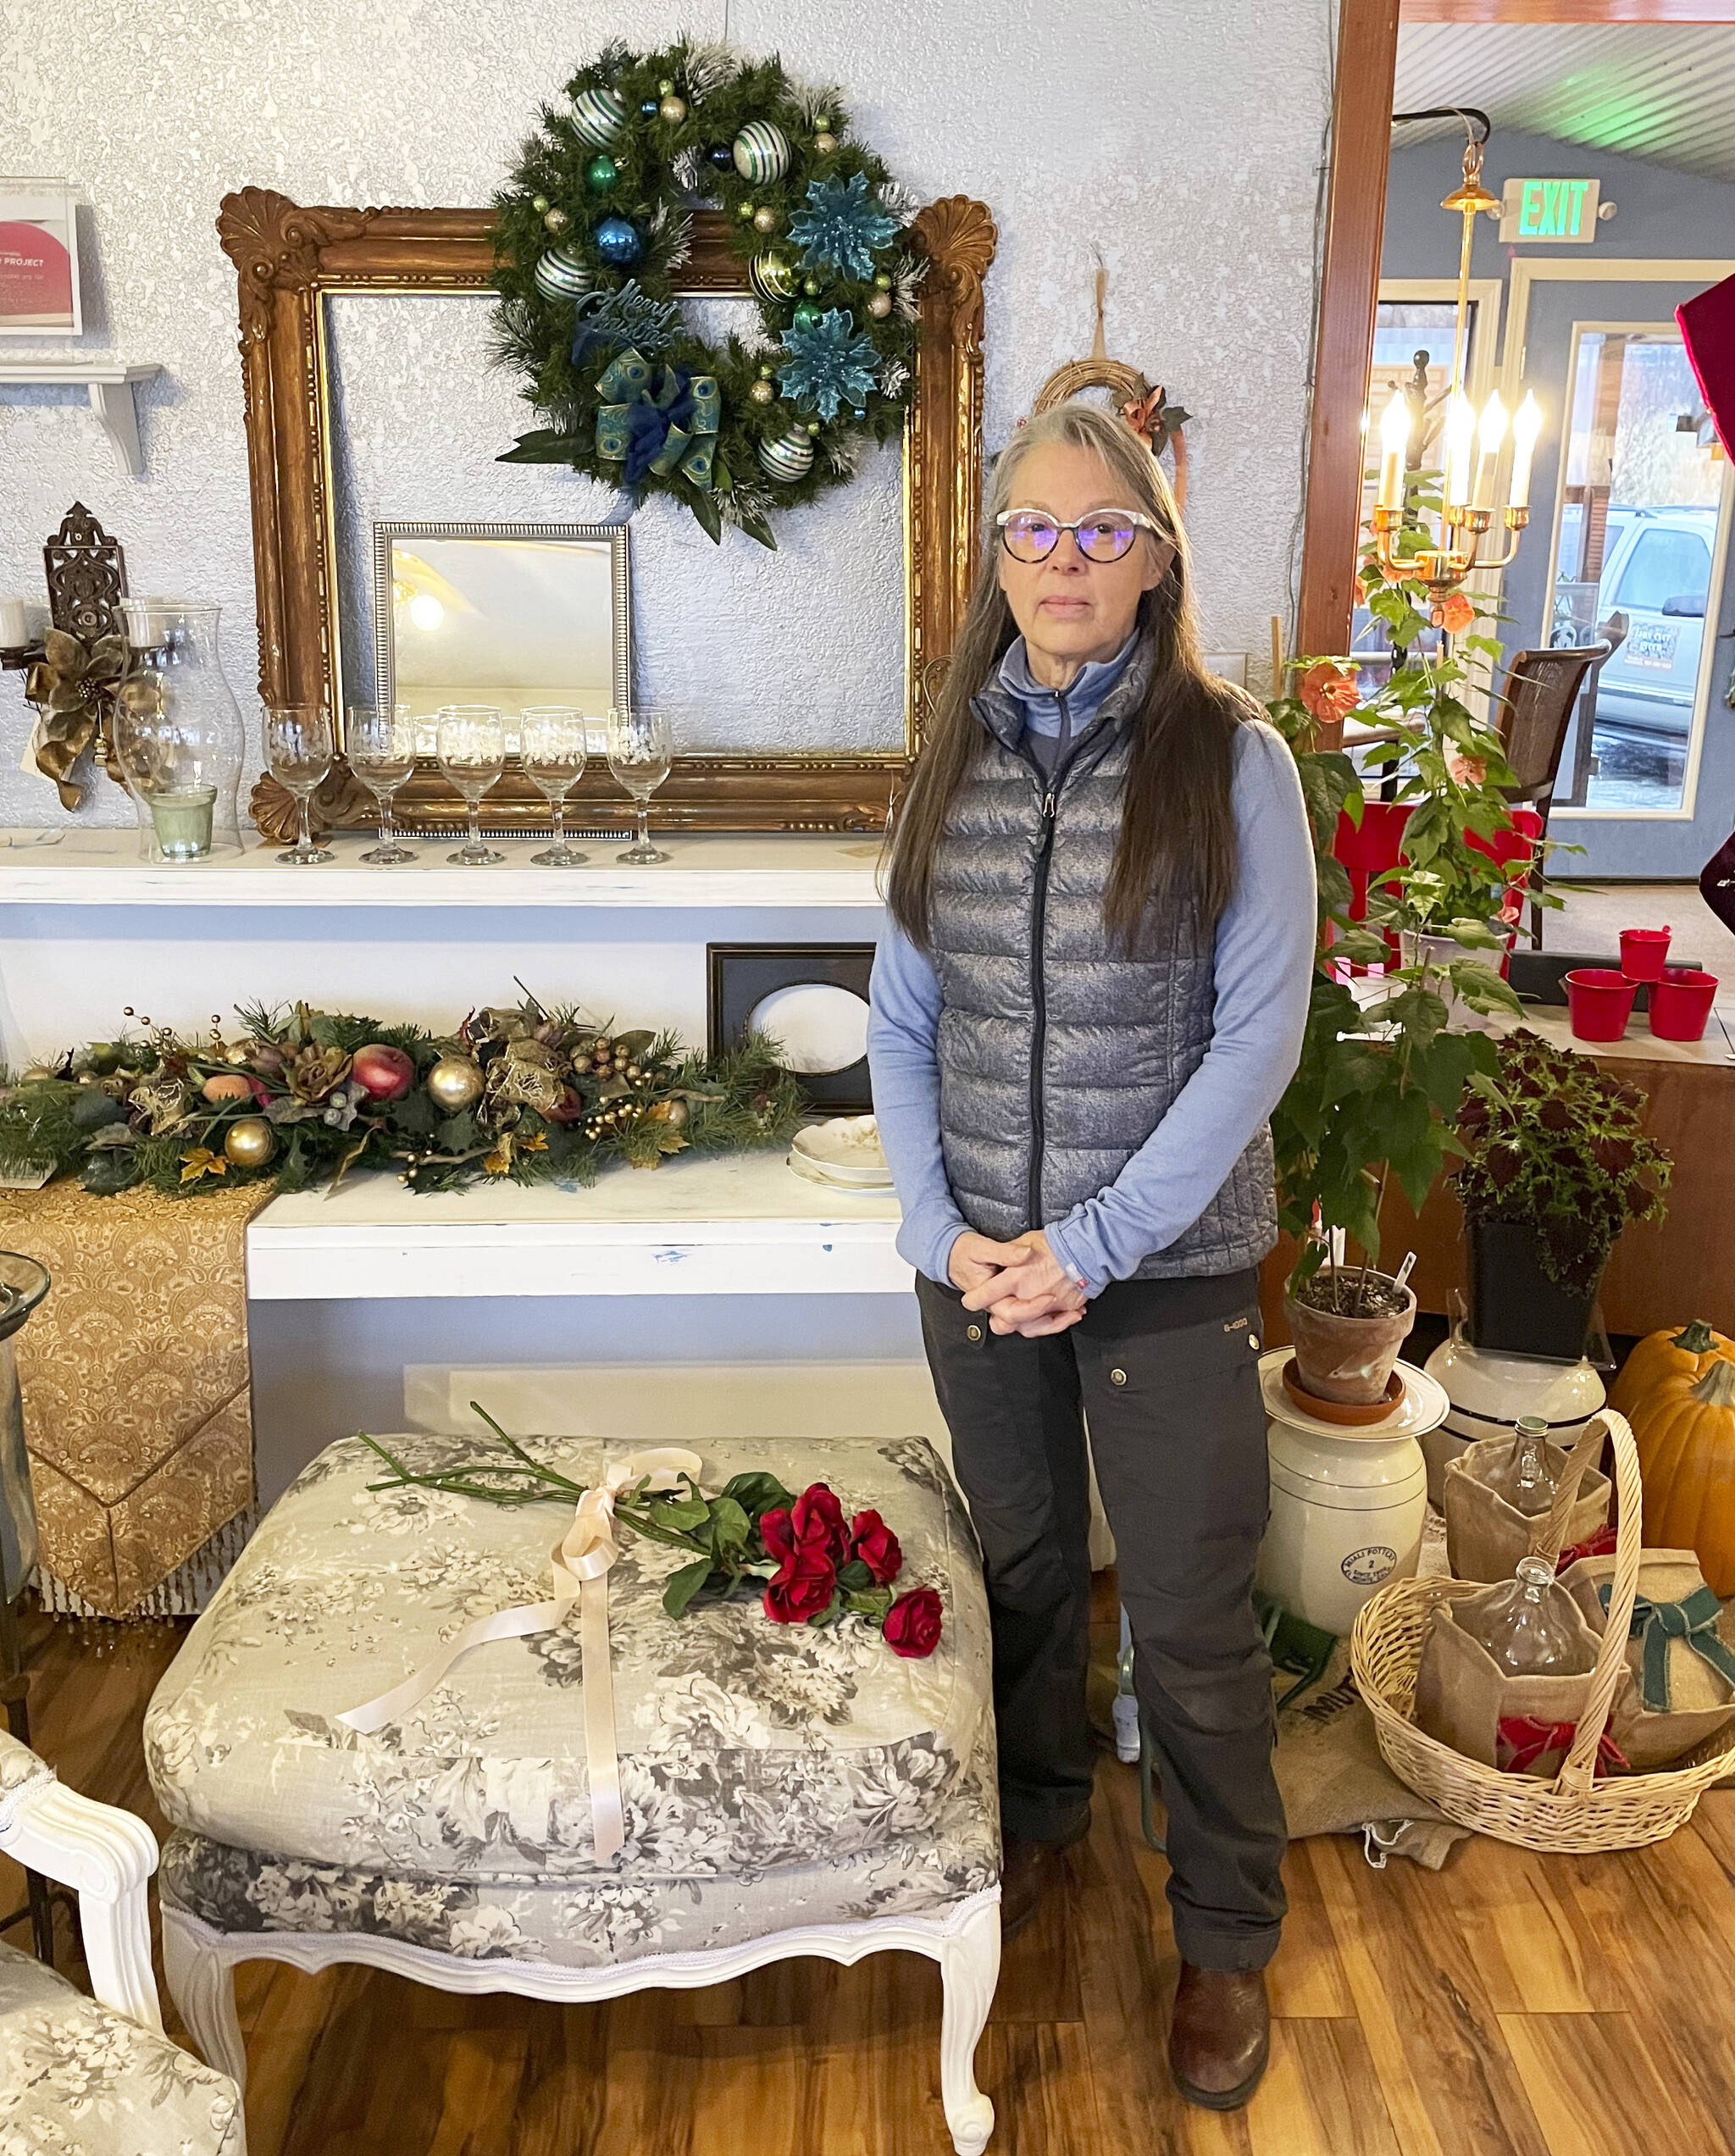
[996,507,1163,564]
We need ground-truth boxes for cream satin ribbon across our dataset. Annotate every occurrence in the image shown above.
[336,1446,704,1862]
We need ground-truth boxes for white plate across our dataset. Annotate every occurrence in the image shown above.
[1259,1349,1450,1441]
[790,1115,893,1186]
[785,1148,895,1194]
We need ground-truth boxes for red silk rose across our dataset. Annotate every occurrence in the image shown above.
[759,1505,796,1567]
[882,1586,944,1659]
[764,1550,838,1624]
[790,1483,850,1566]
[849,1509,903,1586]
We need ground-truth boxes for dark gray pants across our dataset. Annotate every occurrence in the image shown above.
[917,1267,1287,1971]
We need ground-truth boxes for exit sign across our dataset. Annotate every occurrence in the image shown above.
[1499,177,1601,243]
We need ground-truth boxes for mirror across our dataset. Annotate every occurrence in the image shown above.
[219,190,996,835]
[372,523,629,721]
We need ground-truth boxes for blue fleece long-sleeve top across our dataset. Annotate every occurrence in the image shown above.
[867,635,1316,1291]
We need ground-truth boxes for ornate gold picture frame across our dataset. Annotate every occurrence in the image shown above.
[217,190,996,839]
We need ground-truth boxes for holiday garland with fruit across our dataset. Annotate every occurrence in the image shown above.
[491,39,925,547]
[0,991,805,1199]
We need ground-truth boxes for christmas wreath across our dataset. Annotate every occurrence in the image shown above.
[491,40,925,548]
[0,991,805,1200]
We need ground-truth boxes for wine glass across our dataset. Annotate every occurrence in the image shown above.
[520,705,590,868]
[264,704,335,865]
[347,702,419,865]
[435,704,506,866]
[606,705,673,865]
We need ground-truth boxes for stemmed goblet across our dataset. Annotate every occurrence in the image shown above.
[605,704,673,866]
[435,704,506,866]
[520,705,590,867]
[347,702,419,865]
[264,703,335,866]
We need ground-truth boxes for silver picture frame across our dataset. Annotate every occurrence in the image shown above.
[369,518,631,724]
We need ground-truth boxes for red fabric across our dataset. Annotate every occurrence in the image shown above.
[1328,801,1538,973]
[1555,1524,1619,1573]
[1679,274,1735,458]
[1495,1714,1629,1778]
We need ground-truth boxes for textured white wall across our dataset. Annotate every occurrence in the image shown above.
[0,0,1330,826]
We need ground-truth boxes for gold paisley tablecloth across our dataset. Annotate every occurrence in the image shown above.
[1,1181,268,1617]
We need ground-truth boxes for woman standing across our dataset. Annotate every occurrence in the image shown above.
[868,402,1315,2112]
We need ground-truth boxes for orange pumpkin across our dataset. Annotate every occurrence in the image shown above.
[1611,1320,1735,1593]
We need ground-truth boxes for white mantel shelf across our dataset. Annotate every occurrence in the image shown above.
[0,829,885,910]
[246,1150,906,1301]
[0,362,162,475]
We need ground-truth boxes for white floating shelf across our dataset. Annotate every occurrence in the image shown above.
[246,1152,906,1300]
[0,829,885,911]
[0,362,162,476]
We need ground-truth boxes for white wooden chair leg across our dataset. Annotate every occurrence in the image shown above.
[938,1895,1000,2154]
[164,1913,250,2095]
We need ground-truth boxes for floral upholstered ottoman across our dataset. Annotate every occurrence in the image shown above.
[145,1430,1001,2153]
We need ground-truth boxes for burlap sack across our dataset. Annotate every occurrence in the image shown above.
[1560,1549,1735,1771]
[1414,1599,1632,1776]
[1444,1434,1611,1585]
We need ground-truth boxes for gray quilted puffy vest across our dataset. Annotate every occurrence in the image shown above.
[927,637,1278,1280]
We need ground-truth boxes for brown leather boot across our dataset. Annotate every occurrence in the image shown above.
[999,1822,1087,1940]
[1167,1962,1271,2110]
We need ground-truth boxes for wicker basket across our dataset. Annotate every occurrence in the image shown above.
[1351,1410,1735,1852]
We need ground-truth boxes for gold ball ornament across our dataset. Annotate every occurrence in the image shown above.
[224,1117,276,1169]
[542,208,569,234]
[202,1072,255,1105]
[752,205,778,234]
[426,1056,485,1112]
[19,1066,53,1083]
[868,291,893,319]
[750,379,775,404]
[813,131,837,155]
[658,93,687,125]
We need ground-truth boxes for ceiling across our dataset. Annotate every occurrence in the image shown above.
[1394,23,1735,182]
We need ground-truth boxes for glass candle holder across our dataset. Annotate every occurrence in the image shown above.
[114,599,245,862]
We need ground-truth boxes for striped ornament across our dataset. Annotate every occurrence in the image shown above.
[748,250,796,303]
[732,120,793,185]
[571,85,629,148]
[532,245,596,302]
[757,426,816,483]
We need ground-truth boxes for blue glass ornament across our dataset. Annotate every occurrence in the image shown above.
[639,97,660,116]
[594,216,644,268]
[707,143,736,170]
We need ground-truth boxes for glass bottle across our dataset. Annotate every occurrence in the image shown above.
[1473,1414,1559,1516]
[1455,1555,1595,1676]
[114,600,245,861]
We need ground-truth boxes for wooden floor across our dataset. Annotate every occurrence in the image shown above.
[8,1605,1735,2156]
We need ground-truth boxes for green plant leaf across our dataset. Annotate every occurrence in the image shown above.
[662,1557,718,1618]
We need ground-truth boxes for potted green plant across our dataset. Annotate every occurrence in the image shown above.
[1266,517,1536,1405]
[1454,1028,1671,1360]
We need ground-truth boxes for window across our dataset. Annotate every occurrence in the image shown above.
[1615,527,1711,614]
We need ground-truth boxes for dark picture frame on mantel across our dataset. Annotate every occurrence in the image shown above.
[707,942,876,1115]
[217,189,997,843]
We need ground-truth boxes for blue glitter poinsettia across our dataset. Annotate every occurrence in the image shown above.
[777,309,884,422]
[788,172,901,280]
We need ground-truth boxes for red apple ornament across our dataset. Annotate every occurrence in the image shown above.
[351,1043,415,1101]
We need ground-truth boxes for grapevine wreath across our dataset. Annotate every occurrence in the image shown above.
[490,41,927,549]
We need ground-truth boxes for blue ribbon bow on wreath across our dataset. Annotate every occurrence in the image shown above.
[1600,1580,1735,1711]
[593,348,718,490]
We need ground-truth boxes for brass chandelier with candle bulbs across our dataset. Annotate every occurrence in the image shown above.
[1371,135,1543,620]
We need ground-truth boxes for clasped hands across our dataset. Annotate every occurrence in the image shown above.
[949,1228,1088,1338]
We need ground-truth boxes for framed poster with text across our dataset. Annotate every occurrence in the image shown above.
[0,180,82,335]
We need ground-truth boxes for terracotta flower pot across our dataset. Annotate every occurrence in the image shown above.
[1283,1273,1417,1405]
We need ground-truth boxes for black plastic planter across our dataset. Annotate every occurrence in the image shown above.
[1466,1218,1599,1361]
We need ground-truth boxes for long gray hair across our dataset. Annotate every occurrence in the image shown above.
[884,401,1243,951]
